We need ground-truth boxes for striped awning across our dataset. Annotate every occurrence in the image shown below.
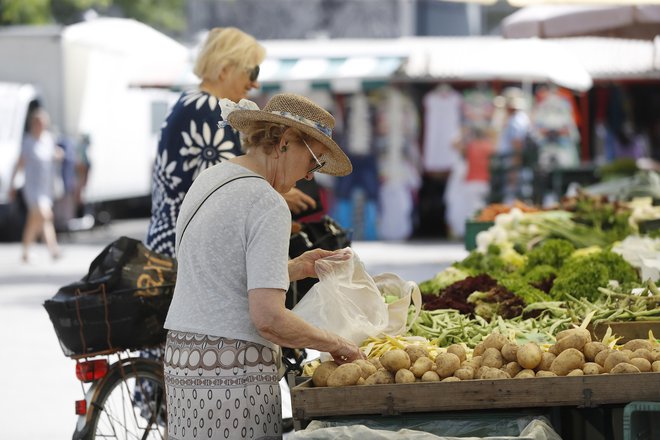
[258,55,405,93]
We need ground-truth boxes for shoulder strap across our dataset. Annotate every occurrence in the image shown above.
[177,173,264,255]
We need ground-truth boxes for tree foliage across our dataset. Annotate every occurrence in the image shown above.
[0,0,185,34]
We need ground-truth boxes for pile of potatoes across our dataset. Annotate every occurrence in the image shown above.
[312,329,660,387]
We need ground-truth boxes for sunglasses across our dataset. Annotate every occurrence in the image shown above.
[247,65,260,82]
[302,138,325,174]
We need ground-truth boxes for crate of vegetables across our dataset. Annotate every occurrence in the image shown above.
[292,330,660,427]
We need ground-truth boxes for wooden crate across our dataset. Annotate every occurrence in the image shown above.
[292,372,660,426]
[590,321,660,344]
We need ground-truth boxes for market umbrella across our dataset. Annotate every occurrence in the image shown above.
[502,5,660,40]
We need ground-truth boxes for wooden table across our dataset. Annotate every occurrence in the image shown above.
[291,372,660,436]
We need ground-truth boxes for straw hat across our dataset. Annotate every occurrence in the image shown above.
[227,93,352,176]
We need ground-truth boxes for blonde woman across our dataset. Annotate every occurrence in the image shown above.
[146,27,316,257]
[163,94,363,439]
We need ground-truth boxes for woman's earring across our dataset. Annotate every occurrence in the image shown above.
[281,142,288,152]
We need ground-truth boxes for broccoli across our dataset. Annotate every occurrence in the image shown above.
[524,238,575,270]
[523,264,557,293]
[497,275,552,304]
[455,243,524,278]
[550,250,640,301]
[418,266,470,295]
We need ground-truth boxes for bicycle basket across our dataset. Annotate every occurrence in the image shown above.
[44,285,174,357]
[43,236,177,357]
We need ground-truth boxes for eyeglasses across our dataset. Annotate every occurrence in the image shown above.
[247,65,260,82]
[302,138,325,174]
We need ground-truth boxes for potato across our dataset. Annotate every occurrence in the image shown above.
[582,362,604,375]
[536,370,557,378]
[556,328,591,343]
[629,357,652,372]
[421,370,440,382]
[595,349,613,367]
[652,361,660,372]
[368,357,383,370]
[454,367,475,381]
[364,369,394,385]
[501,343,519,363]
[404,344,429,364]
[473,342,486,357]
[447,344,467,362]
[469,355,483,369]
[583,342,608,362]
[549,332,589,355]
[653,348,660,362]
[482,368,510,380]
[441,376,461,382]
[353,359,377,379]
[326,363,362,387]
[435,353,461,378]
[482,333,508,351]
[631,349,654,363]
[312,361,339,387]
[610,363,641,374]
[567,369,584,376]
[395,368,416,384]
[482,348,504,369]
[410,357,434,378]
[517,342,543,369]
[357,377,366,385]
[515,369,535,379]
[380,349,411,373]
[536,352,556,372]
[604,351,631,373]
[622,339,653,352]
[503,362,522,378]
[550,348,585,376]
[476,366,490,379]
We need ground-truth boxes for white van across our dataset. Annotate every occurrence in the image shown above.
[0,19,189,240]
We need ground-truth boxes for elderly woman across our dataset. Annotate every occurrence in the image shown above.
[163,93,363,439]
[146,27,315,258]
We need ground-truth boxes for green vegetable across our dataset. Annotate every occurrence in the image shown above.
[524,238,575,270]
[454,243,524,279]
[523,264,557,286]
[418,266,470,295]
[550,250,640,301]
[497,275,552,304]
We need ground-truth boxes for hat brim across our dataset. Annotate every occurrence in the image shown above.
[228,110,352,177]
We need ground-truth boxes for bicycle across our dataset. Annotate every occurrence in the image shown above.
[71,349,167,440]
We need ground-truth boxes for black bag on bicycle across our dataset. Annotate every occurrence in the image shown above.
[286,216,351,309]
[43,236,177,357]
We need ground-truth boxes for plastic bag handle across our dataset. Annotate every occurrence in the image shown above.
[405,282,422,333]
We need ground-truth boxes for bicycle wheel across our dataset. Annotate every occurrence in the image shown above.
[73,358,166,440]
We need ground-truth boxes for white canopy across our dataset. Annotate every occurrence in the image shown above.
[63,18,192,86]
[502,5,660,40]
[403,37,593,91]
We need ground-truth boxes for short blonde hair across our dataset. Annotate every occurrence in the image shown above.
[193,27,266,81]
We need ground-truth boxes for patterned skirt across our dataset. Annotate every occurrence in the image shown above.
[164,331,282,440]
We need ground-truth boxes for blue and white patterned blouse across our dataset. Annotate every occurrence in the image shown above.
[146,89,243,257]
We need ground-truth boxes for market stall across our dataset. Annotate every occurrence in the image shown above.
[289,190,660,439]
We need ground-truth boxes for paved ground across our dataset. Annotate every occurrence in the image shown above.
[0,218,467,439]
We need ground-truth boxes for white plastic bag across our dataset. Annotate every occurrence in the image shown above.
[292,248,421,346]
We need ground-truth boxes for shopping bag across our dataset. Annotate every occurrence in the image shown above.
[43,236,177,356]
[292,248,420,346]
[374,272,422,336]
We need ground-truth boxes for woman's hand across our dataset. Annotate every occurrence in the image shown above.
[283,187,316,215]
[288,248,350,282]
[329,335,366,365]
